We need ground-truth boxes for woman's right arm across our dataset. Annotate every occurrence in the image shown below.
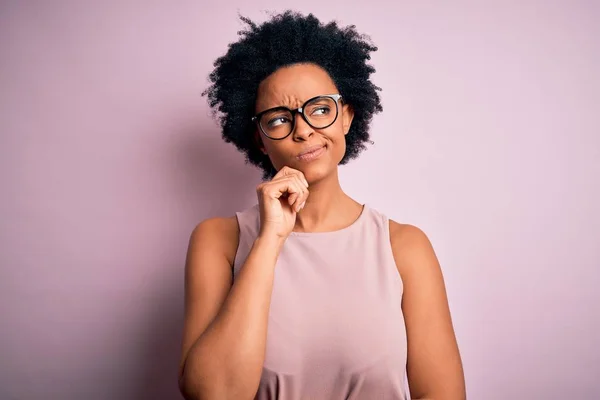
[179,167,309,400]
[178,217,285,400]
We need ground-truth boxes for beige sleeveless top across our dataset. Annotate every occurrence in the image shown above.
[234,204,408,399]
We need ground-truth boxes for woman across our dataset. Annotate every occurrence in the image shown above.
[179,11,465,400]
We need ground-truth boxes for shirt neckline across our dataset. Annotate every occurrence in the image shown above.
[288,203,368,237]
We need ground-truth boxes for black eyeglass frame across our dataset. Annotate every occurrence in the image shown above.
[251,94,343,140]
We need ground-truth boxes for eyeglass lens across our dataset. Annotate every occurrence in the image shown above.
[259,96,338,139]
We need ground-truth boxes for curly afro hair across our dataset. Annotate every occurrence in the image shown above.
[203,10,383,179]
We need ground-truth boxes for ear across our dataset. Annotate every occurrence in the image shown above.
[254,130,267,154]
[342,103,355,135]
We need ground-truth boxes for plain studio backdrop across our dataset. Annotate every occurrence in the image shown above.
[1,1,598,399]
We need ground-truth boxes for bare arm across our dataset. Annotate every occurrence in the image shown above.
[178,217,285,400]
[179,167,309,400]
[390,222,466,400]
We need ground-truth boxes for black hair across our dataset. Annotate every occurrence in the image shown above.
[203,10,383,179]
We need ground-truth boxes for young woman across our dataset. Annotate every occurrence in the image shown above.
[179,11,466,400]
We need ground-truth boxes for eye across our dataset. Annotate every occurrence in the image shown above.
[310,106,331,116]
[267,116,291,128]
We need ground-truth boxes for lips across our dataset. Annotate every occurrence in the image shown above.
[297,144,326,161]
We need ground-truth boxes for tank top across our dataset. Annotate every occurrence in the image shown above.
[234,203,408,399]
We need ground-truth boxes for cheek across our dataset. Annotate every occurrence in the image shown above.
[263,141,278,155]
[262,142,289,168]
[332,133,349,163]
[327,127,347,151]
[257,132,286,160]
[333,138,347,161]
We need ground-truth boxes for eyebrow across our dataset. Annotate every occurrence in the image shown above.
[259,98,303,112]
[257,93,338,114]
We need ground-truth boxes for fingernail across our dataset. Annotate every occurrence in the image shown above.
[303,179,309,187]
[300,201,306,210]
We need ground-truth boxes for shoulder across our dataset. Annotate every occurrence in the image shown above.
[388,220,465,398]
[191,216,239,237]
[189,216,240,265]
[388,219,439,278]
[388,220,432,249]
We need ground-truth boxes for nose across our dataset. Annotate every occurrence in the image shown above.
[292,113,313,141]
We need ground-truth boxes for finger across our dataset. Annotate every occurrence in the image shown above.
[291,175,305,197]
[291,176,308,210]
[264,169,306,211]
[286,180,305,212]
[259,180,288,201]
[296,189,309,211]
[275,166,309,188]
[294,187,308,212]
[297,188,309,212]
[273,165,296,180]
[271,177,302,204]
[289,181,304,210]
[295,170,309,188]
[288,191,298,206]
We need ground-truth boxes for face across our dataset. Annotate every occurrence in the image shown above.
[254,63,354,182]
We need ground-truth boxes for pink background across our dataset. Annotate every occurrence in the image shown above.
[1,1,599,399]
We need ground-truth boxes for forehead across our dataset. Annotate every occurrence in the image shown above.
[255,63,338,112]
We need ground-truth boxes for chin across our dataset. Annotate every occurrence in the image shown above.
[298,164,332,183]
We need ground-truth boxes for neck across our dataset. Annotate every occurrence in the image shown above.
[293,169,362,233]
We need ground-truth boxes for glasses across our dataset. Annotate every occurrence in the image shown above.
[252,94,343,140]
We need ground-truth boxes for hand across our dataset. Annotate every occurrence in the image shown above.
[256,166,310,239]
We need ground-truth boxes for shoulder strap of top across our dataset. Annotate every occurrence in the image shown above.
[233,204,260,275]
